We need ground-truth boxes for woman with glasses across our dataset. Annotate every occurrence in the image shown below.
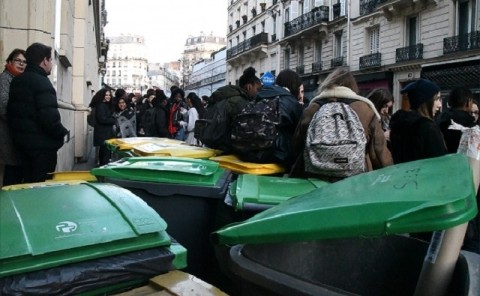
[0,48,27,186]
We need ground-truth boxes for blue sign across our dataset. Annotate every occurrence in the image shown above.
[261,71,275,86]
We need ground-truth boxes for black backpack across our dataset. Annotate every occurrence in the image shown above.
[195,99,230,151]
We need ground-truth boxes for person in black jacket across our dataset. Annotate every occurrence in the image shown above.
[90,88,115,166]
[436,87,476,153]
[7,43,69,182]
[390,79,447,164]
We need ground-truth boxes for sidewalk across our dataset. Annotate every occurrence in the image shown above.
[72,146,97,171]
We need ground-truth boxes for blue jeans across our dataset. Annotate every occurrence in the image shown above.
[175,127,185,141]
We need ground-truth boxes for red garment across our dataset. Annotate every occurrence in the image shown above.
[5,64,23,77]
[168,102,179,136]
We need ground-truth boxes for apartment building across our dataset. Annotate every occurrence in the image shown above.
[186,47,227,97]
[181,32,227,88]
[104,35,149,93]
[0,0,108,169]
[227,0,479,107]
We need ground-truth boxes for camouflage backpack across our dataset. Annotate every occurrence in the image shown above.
[231,97,280,154]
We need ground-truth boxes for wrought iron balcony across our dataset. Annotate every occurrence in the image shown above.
[226,32,269,59]
[396,43,423,62]
[284,6,329,37]
[359,0,384,16]
[296,65,305,74]
[359,52,382,69]
[443,31,480,54]
[312,61,322,72]
[331,56,345,68]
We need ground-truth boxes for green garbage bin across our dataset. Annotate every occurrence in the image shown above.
[0,182,187,295]
[91,157,232,282]
[228,174,329,212]
[213,154,480,296]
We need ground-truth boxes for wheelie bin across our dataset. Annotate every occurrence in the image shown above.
[91,157,232,284]
[0,182,187,295]
[213,154,480,296]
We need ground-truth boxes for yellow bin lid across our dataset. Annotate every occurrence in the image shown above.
[48,171,97,182]
[132,143,220,159]
[209,155,285,175]
[106,137,185,151]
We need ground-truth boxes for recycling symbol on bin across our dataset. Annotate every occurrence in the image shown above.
[56,221,78,233]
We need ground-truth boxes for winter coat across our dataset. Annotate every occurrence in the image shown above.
[207,84,252,153]
[143,105,169,138]
[93,101,115,146]
[7,64,68,152]
[185,107,199,145]
[290,86,393,180]
[255,85,304,169]
[0,69,20,165]
[436,109,476,153]
[390,110,447,164]
[115,107,137,138]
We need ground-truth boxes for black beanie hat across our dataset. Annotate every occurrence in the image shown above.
[401,79,440,110]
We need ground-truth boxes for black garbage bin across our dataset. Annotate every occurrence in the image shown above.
[214,154,480,296]
[0,182,186,295]
[92,157,232,283]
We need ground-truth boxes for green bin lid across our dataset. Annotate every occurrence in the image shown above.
[0,182,171,277]
[91,157,227,186]
[232,175,329,210]
[214,154,478,245]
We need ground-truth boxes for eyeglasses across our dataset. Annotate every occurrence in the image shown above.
[471,111,479,115]
[13,58,27,65]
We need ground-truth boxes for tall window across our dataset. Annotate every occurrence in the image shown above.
[458,0,476,35]
[334,31,343,58]
[298,45,304,66]
[407,16,418,46]
[284,48,290,69]
[369,26,380,54]
[315,39,322,62]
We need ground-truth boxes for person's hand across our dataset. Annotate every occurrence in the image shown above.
[179,121,187,128]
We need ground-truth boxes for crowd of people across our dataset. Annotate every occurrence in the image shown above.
[0,44,478,252]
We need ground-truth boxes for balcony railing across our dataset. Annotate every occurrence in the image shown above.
[296,65,305,74]
[284,6,329,37]
[312,61,322,72]
[396,43,423,62]
[331,56,345,68]
[443,31,480,54]
[359,0,386,15]
[359,52,382,69]
[226,32,269,59]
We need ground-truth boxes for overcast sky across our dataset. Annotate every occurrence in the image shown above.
[104,0,228,63]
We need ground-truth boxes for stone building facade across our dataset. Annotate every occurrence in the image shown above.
[0,0,108,169]
[227,0,479,107]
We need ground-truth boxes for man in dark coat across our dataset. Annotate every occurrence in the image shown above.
[7,42,69,183]
[436,87,476,153]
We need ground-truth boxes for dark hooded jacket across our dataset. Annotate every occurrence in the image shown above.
[253,85,303,169]
[7,64,68,151]
[390,110,447,164]
[436,109,476,153]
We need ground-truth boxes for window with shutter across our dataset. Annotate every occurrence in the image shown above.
[369,26,379,54]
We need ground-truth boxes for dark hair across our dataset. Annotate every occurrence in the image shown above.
[239,67,261,88]
[155,89,167,101]
[172,88,185,99]
[187,92,205,119]
[367,89,393,114]
[89,88,112,108]
[275,69,303,99]
[114,88,127,99]
[115,97,128,112]
[6,48,26,63]
[25,43,52,66]
[317,67,359,95]
[448,87,473,109]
